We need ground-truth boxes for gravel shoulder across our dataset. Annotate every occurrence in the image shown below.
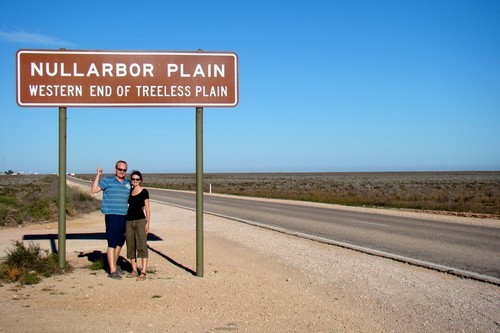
[0,184,498,332]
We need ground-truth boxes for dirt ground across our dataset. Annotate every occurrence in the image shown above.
[0,184,499,333]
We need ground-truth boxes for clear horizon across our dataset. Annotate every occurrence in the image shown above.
[4,170,500,176]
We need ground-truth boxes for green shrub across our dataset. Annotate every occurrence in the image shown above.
[28,198,56,220]
[68,189,100,215]
[0,203,23,226]
[89,258,104,271]
[0,241,68,285]
[20,271,41,285]
[0,194,18,206]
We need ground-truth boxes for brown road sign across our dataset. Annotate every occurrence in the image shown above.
[16,50,238,107]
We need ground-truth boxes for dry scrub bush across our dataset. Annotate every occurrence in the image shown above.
[0,241,68,285]
[0,175,101,226]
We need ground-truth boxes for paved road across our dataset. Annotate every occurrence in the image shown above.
[70,177,500,284]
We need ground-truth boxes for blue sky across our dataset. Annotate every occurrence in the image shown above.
[1,1,499,174]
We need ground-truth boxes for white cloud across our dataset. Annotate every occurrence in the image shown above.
[0,31,76,47]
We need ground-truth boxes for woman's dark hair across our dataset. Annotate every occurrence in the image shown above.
[130,170,143,180]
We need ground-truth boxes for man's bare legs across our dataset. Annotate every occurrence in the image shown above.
[107,246,122,273]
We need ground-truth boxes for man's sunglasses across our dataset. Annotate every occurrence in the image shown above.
[116,168,127,172]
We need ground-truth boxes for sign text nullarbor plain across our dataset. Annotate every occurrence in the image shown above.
[30,62,226,78]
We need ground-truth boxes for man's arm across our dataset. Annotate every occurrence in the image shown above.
[91,167,103,193]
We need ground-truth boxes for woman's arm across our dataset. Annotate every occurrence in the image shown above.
[144,198,151,233]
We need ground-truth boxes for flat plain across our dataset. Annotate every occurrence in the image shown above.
[77,171,500,217]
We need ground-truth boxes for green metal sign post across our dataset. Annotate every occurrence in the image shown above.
[196,106,204,277]
[58,106,67,269]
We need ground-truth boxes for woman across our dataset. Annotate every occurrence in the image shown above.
[125,170,150,281]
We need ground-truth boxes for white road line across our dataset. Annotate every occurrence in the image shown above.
[208,199,225,204]
[256,205,280,211]
[350,220,389,227]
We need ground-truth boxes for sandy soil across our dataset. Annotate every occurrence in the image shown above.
[0,185,499,333]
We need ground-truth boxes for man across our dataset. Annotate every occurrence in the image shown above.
[91,160,131,279]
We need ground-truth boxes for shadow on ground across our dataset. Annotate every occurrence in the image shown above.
[22,232,195,275]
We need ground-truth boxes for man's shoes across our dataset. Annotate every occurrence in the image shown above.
[108,271,122,280]
[116,267,125,276]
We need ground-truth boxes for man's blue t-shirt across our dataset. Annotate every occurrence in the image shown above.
[98,176,131,215]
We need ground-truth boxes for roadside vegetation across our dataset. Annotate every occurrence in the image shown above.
[0,241,70,285]
[0,175,99,285]
[0,174,100,227]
